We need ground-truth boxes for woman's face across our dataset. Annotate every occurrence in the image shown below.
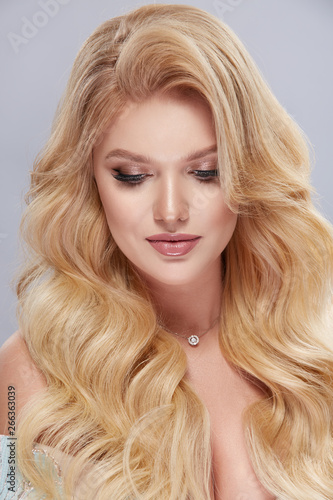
[93,94,237,287]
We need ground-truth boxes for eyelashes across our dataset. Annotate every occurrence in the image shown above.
[193,169,219,180]
[112,172,148,184]
[112,169,219,185]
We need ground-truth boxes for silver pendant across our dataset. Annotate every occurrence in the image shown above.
[188,335,199,346]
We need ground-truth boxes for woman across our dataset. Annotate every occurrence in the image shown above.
[0,4,332,499]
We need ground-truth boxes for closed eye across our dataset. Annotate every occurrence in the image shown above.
[193,169,219,182]
[112,172,148,184]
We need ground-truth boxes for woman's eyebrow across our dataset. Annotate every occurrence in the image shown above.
[104,145,217,164]
[186,145,217,161]
[104,149,151,163]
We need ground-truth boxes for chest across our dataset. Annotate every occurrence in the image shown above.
[185,354,275,499]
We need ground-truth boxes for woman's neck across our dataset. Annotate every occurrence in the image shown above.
[139,260,223,338]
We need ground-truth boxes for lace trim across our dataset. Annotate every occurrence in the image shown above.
[0,444,63,499]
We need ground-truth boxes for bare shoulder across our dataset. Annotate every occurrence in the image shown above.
[0,331,47,435]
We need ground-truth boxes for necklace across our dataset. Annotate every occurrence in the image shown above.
[159,316,220,346]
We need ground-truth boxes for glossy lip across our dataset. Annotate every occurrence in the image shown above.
[146,233,201,257]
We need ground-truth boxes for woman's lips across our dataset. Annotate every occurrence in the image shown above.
[146,234,201,256]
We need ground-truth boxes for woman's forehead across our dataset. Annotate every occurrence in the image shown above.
[94,94,216,164]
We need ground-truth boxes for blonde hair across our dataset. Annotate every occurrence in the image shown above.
[16,4,333,498]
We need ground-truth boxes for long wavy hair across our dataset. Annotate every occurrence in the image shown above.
[16,4,333,499]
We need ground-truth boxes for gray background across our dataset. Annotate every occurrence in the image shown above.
[1,0,332,345]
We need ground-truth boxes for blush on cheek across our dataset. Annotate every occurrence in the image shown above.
[217,210,238,245]
[207,198,237,225]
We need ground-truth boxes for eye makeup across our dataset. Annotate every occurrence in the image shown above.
[112,171,149,184]
[192,169,219,179]
[107,149,220,186]
[111,169,219,185]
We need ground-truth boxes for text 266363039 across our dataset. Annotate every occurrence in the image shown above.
[7,386,16,436]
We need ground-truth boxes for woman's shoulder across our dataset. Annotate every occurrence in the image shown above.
[0,331,47,435]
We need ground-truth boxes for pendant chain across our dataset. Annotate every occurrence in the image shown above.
[159,316,219,346]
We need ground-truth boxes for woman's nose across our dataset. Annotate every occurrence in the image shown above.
[153,174,189,224]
